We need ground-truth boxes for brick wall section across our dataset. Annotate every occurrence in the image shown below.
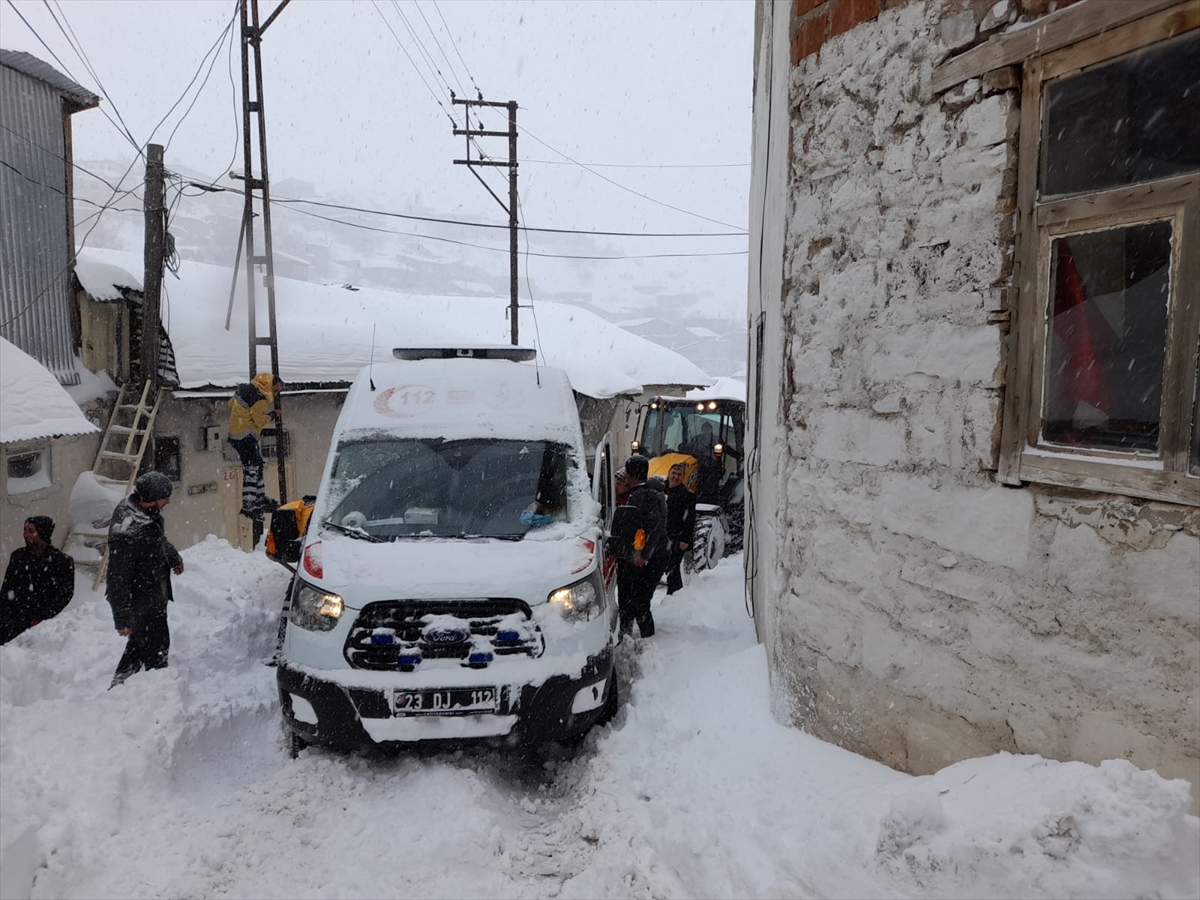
[792,0,880,65]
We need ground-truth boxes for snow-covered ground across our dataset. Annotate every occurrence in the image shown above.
[1,540,1196,900]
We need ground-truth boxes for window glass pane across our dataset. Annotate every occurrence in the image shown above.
[1042,221,1172,453]
[153,436,182,484]
[1041,31,1200,197]
[6,449,50,494]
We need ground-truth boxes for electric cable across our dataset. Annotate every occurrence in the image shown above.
[5,0,145,159]
[369,0,456,127]
[389,0,456,102]
[152,2,239,152]
[516,120,746,232]
[0,122,125,193]
[431,0,481,99]
[185,181,745,238]
[521,158,750,169]
[415,0,467,101]
[270,200,745,260]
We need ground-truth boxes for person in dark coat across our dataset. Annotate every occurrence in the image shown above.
[0,516,75,644]
[615,455,669,638]
[664,462,696,596]
[106,472,184,687]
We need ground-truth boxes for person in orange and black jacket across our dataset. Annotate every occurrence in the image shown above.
[615,455,669,639]
[227,372,284,518]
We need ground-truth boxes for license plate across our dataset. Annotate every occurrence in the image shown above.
[392,687,499,716]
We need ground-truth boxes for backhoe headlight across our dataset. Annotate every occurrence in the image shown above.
[548,574,603,623]
[291,580,344,632]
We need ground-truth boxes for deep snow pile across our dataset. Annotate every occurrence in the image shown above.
[1,540,1196,900]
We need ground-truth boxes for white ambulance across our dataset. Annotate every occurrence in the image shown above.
[277,347,619,752]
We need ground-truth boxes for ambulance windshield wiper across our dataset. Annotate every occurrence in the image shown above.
[321,519,385,543]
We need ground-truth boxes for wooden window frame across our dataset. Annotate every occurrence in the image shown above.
[998,8,1200,506]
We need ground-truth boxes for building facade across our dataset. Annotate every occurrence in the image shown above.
[0,50,98,385]
[747,0,1199,804]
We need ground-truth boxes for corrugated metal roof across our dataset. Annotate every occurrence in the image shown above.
[0,49,99,111]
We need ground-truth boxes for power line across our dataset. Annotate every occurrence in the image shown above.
[515,121,746,231]
[369,0,455,126]
[5,0,145,159]
[273,200,745,260]
[0,121,124,193]
[521,158,750,169]
[431,0,480,98]
[152,2,240,152]
[189,183,745,238]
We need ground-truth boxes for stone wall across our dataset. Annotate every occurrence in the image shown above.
[765,0,1200,802]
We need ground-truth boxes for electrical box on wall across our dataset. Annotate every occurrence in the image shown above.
[203,425,223,450]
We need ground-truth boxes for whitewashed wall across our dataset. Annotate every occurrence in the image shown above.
[749,0,1200,804]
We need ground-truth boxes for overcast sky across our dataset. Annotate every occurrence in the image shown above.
[2,0,754,322]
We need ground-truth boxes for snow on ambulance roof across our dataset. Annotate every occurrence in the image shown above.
[75,248,713,400]
[0,338,99,444]
[337,357,581,443]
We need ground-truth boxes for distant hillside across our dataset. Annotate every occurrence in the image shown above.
[73,159,748,377]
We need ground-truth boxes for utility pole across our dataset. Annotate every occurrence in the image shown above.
[141,143,165,386]
[452,96,519,345]
[232,0,290,515]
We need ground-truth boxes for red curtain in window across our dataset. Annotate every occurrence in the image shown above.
[1053,239,1113,420]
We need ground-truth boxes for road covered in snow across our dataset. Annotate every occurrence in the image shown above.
[2,537,1197,899]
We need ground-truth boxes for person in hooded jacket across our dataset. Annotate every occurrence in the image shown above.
[227,372,284,518]
[615,455,669,638]
[106,472,184,687]
[0,516,75,644]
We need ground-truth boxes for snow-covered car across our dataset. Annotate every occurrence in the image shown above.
[277,347,620,752]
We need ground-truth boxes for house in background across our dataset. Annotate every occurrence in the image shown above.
[0,338,99,562]
[75,247,711,553]
[0,50,107,561]
[748,0,1198,807]
[0,49,99,385]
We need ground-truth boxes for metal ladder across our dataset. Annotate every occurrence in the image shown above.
[68,381,164,588]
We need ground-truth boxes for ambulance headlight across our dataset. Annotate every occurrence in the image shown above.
[291,580,344,632]
[548,574,603,623]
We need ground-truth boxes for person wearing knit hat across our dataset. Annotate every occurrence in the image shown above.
[1,515,75,644]
[106,472,185,687]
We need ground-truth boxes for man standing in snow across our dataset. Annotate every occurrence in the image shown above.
[227,372,284,518]
[614,455,669,638]
[106,472,184,687]
[663,462,696,596]
[0,516,75,644]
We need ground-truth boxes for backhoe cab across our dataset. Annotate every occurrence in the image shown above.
[630,392,745,571]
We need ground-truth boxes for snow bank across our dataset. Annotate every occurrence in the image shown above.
[1,541,1194,899]
[0,537,288,899]
[0,338,98,444]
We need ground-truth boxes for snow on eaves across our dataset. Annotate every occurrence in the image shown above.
[75,255,142,302]
[76,248,713,399]
[0,338,99,444]
[687,376,746,403]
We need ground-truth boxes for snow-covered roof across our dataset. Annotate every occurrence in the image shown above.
[76,248,713,400]
[0,338,99,444]
[74,256,142,301]
[685,326,721,339]
[686,377,746,403]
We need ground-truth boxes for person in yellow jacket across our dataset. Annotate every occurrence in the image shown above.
[227,372,284,518]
